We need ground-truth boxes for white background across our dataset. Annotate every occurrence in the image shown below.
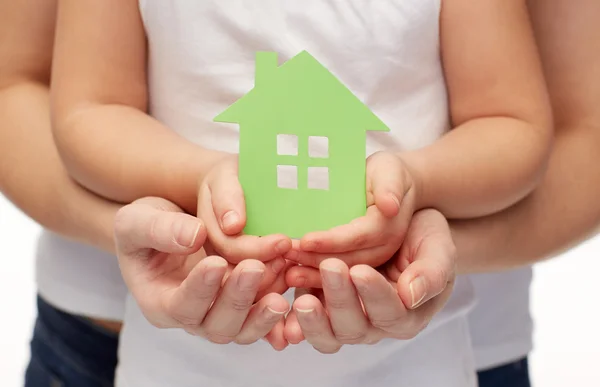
[1,195,599,386]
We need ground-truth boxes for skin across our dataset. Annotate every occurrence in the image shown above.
[0,0,287,339]
[284,0,600,350]
[2,0,598,357]
[51,0,552,270]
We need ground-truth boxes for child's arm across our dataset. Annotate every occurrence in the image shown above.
[287,0,553,268]
[400,0,553,219]
[51,0,225,213]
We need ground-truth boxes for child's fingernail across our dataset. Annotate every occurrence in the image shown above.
[175,219,201,248]
[284,249,299,261]
[221,211,239,230]
[270,258,286,274]
[321,266,343,289]
[409,277,428,309]
[238,268,264,291]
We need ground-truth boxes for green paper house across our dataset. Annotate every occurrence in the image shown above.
[214,50,389,238]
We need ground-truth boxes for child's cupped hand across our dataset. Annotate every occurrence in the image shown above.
[197,154,293,264]
[285,151,419,270]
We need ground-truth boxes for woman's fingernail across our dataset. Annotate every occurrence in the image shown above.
[351,274,369,292]
[270,258,286,274]
[409,277,428,309]
[295,308,314,314]
[238,268,264,290]
[175,219,201,248]
[204,264,227,286]
[221,211,239,230]
[266,306,287,316]
[321,266,343,289]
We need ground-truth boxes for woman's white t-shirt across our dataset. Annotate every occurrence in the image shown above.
[116,1,477,386]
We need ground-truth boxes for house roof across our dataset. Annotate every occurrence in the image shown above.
[214,51,390,134]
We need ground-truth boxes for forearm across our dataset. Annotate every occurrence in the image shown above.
[53,103,225,213]
[451,127,600,274]
[401,116,551,219]
[0,81,118,253]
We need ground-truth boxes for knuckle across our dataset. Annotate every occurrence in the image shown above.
[370,316,403,331]
[204,331,236,345]
[335,331,368,345]
[228,296,255,311]
[324,297,350,311]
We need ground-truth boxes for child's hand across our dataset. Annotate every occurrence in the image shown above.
[285,151,419,269]
[197,154,293,264]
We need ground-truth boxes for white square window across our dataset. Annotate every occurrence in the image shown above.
[277,134,298,156]
[277,165,298,189]
[308,167,329,190]
[308,136,329,158]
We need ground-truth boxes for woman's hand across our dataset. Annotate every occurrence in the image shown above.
[114,197,290,350]
[284,209,456,353]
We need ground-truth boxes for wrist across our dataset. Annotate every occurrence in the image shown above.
[397,150,430,211]
[165,144,229,214]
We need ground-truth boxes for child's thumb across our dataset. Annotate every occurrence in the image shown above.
[367,152,405,218]
[211,172,247,236]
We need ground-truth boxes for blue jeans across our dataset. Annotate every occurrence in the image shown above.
[24,296,119,387]
[477,357,531,387]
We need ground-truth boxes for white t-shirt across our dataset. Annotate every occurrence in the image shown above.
[116,1,477,386]
[35,231,127,320]
[467,268,534,370]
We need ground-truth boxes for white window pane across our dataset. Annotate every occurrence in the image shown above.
[277,134,298,156]
[277,165,298,189]
[308,167,329,190]
[308,136,329,158]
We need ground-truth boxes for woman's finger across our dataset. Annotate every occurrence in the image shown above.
[235,293,289,346]
[319,259,371,345]
[293,294,341,354]
[201,260,265,344]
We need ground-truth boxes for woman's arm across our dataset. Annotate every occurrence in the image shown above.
[0,0,117,253]
[402,0,553,218]
[452,0,600,273]
[51,0,225,213]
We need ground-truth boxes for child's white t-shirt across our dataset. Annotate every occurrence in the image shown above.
[116,1,477,386]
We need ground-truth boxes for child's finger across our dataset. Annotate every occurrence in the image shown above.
[211,232,292,264]
[286,244,394,269]
[285,266,322,288]
[209,166,247,236]
[283,309,305,345]
[366,152,407,218]
[266,318,290,351]
[298,207,390,253]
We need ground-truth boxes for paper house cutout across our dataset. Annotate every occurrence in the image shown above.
[214,51,390,238]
